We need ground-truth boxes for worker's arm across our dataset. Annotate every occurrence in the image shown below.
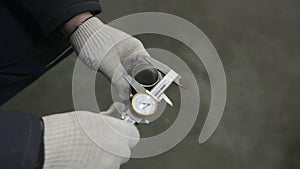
[9,0,101,36]
[61,12,93,37]
[0,110,44,169]
[0,103,139,169]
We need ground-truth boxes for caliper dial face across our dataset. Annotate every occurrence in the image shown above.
[131,92,158,116]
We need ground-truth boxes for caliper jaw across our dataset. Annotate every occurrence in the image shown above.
[144,57,184,88]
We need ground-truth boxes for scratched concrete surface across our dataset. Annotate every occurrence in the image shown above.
[1,0,300,168]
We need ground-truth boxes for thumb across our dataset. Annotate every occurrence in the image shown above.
[110,64,132,102]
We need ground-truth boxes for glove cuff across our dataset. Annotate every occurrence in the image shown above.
[69,15,132,71]
[42,113,91,169]
[70,17,104,54]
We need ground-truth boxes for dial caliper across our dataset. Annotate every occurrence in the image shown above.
[122,57,183,124]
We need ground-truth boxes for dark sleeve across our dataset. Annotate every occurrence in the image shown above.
[11,0,101,36]
[0,110,44,169]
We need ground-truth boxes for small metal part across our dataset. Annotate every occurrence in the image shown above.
[132,64,160,88]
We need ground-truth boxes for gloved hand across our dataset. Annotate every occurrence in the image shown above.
[70,17,158,101]
[42,103,139,169]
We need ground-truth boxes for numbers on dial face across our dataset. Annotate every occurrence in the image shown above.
[132,92,157,116]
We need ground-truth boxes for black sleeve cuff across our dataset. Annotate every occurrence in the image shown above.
[0,110,44,169]
[6,0,101,37]
[41,1,101,36]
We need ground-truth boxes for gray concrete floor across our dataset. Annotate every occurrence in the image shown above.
[1,0,300,168]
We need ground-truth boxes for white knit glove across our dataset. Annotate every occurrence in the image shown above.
[42,104,139,169]
[70,17,158,101]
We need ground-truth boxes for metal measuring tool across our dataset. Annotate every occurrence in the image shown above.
[121,57,183,124]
